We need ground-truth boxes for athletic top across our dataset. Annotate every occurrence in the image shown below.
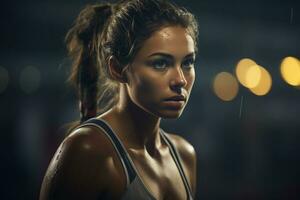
[78,118,194,200]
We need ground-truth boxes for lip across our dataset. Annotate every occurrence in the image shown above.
[164,95,186,102]
[162,100,185,110]
[162,95,186,109]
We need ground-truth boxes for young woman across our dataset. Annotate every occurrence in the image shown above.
[40,0,199,199]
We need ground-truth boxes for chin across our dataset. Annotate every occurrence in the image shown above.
[156,109,184,119]
[139,104,185,119]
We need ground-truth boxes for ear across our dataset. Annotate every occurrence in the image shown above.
[108,56,128,83]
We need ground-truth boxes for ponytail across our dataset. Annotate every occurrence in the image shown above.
[65,3,113,123]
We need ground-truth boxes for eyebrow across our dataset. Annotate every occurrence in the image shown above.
[147,52,195,59]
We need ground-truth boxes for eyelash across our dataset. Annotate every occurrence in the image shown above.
[150,59,170,70]
[149,58,195,70]
[182,58,195,69]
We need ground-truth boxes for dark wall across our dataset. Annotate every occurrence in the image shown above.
[1,0,300,199]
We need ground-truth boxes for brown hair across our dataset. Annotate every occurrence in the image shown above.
[65,0,198,123]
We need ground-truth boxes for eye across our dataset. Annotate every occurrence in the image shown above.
[150,59,170,70]
[182,58,195,70]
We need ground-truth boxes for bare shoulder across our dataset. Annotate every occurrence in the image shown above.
[65,125,115,156]
[40,126,116,200]
[164,132,197,196]
[165,132,196,163]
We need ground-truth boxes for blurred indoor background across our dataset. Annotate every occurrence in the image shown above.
[1,0,299,199]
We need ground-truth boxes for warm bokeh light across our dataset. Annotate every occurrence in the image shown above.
[213,72,239,101]
[19,65,41,94]
[280,56,300,86]
[0,66,9,93]
[249,66,272,96]
[235,58,257,87]
[245,64,262,88]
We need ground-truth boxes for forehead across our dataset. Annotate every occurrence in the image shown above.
[136,26,195,58]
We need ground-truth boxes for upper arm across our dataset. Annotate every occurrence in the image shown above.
[39,127,111,200]
[167,133,197,197]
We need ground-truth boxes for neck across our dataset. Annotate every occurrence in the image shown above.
[109,85,162,154]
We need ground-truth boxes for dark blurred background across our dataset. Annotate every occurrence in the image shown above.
[1,0,300,199]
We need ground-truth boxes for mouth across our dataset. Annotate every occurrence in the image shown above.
[164,95,186,102]
[162,95,186,109]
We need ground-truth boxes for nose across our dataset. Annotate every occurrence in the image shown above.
[170,67,187,92]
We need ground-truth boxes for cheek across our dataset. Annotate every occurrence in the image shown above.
[131,72,165,101]
[185,69,196,91]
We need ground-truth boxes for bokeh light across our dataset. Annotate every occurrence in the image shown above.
[0,66,9,93]
[213,72,239,101]
[280,56,300,86]
[19,66,41,94]
[249,66,272,96]
[235,58,257,87]
[245,64,262,88]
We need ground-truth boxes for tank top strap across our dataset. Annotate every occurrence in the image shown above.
[78,118,137,185]
[159,129,194,199]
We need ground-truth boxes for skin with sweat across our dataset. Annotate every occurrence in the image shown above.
[40,26,197,200]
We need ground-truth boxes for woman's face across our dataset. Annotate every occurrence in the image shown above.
[125,26,196,118]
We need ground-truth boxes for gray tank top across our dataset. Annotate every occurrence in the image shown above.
[79,118,194,200]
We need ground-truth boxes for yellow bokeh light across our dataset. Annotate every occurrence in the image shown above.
[213,72,239,101]
[245,64,262,88]
[235,58,257,87]
[280,56,300,86]
[249,66,272,96]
